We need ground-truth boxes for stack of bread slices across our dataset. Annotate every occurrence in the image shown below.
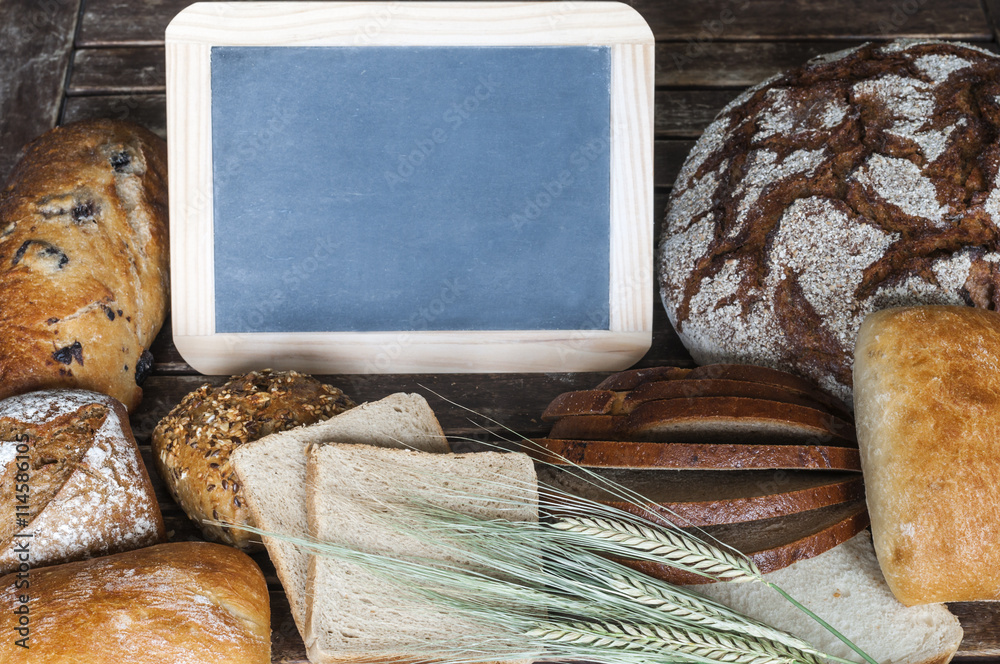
[231,393,538,664]
[533,363,869,582]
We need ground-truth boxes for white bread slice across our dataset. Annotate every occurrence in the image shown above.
[230,393,449,635]
[305,444,538,664]
[695,531,963,664]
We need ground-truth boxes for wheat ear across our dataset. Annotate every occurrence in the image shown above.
[527,620,814,664]
[552,515,760,582]
[604,572,821,661]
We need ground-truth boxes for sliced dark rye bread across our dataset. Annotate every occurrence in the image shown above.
[527,439,862,471]
[542,380,844,421]
[627,397,855,445]
[621,499,870,584]
[622,380,843,417]
[595,366,692,390]
[537,466,864,526]
[686,364,852,421]
[547,397,856,446]
[542,390,621,421]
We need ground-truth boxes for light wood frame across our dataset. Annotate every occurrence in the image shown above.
[166,1,654,374]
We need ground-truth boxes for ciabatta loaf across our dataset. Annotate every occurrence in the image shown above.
[855,306,1000,604]
[0,541,270,664]
[305,444,537,664]
[696,532,962,664]
[230,392,448,635]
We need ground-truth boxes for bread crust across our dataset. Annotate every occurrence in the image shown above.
[540,466,864,527]
[0,541,270,663]
[657,40,1000,404]
[0,389,165,574]
[0,119,169,411]
[624,499,870,584]
[547,397,856,445]
[543,380,849,421]
[153,369,354,550]
[529,438,862,470]
[595,366,693,390]
[855,305,1000,605]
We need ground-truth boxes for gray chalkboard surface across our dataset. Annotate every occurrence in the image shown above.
[211,45,612,334]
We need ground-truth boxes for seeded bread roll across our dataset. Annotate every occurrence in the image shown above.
[0,119,169,411]
[0,541,270,664]
[0,389,165,575]
[658,40,1000,404]
[153,369,354,550]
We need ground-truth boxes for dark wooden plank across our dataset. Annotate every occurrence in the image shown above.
[981,0,1000,44]
[656,89,737,138]
[67,46,165,94]
[270,588,308,663]
[658,38,1000,87]
[76,0,993,47]
[655,139,694,191]
[0,0,82,183]
[72,40,1000,95]
[951,602,1000,657]
[60,93,167,138]
[657,40,864,87]
[635,0,991,41]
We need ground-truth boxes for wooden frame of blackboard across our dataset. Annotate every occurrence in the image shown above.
[166,1,654,374]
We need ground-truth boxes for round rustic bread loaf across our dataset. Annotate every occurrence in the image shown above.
[152,369,354,550]
[658,40,1000,403]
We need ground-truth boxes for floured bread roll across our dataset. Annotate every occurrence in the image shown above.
[658,39,1000,404]
[0,389,165,575]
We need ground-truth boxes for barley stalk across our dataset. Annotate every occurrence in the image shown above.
[527,620,810,664]
[552,515,761,582]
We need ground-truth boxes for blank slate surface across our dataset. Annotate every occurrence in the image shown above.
[211,45,612,333]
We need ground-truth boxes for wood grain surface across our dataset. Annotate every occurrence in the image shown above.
[3,0,1000,659]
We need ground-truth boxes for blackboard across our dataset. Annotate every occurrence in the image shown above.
[210,45,612,333]
[166,1,654,374]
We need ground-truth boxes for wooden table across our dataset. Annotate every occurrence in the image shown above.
[2,0,999,659]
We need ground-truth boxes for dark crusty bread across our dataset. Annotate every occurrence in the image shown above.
[686,365,852,420]
[528,438,862,470]
[855,306,1000,605]
[595,366,692,390]
[626,397,855,444]
[0,541,270,664]
[543,380,845,420]
[542,389,621,420]
[152,369,354,550]
[0,119,169,411]
[539,466,864,526]
[625,499,869,584]
[547,397,855,445]
[658,40,1000,404]
[0,389,165,575]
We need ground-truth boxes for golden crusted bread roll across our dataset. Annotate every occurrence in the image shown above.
[0,119,169,411]
[0,389,165,574]
[153,369,354,550]
[0,541,270,663]
[854,305,1000,605]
